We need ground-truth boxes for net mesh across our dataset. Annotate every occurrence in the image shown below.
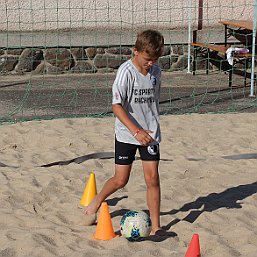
[0,0,256,124]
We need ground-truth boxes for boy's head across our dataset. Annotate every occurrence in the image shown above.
[134,29,164,59]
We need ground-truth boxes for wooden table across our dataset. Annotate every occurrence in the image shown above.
[191,20,254,87]
[219,20,253,46]
[218,20,255,87]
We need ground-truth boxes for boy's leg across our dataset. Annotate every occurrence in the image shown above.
[84,164,132,215]
[142,160,161,234]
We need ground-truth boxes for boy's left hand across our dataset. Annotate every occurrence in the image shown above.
[135,129,154,146]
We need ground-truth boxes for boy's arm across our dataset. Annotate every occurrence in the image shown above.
[112,103,154,145]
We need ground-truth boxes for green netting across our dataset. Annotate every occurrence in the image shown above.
[0,0,257,125]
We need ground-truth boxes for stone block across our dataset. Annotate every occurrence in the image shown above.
[0,56,19,73]
[93,54,129,69]
[70,48,85,61]
[71,60,96,73]
[85,47,97,59]
[105,47,132,55]
[16,48,43,72]
[45,48,74,70]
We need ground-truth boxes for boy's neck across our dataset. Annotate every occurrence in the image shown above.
[132,57,149,76]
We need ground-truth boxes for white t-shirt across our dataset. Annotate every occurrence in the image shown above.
[112,59,161,145]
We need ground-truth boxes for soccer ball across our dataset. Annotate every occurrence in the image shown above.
[120,210,152,241]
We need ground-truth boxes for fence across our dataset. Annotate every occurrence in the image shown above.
[0,0,256,124]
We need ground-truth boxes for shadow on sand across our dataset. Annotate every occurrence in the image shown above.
[107,181,257,241]
[161,181,257,231]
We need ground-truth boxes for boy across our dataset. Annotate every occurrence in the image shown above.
[84,29,164,235]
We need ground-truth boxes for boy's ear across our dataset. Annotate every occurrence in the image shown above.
[133,47,139,56]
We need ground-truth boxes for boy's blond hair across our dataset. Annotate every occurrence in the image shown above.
[135,29,164,58]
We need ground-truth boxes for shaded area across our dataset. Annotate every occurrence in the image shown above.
[108,183,257,239]
[0,162,8,167]
[187,152,257,161]
[0,161,18,168]
[0,81,27,88]
[186,156,207,161]
[40,152,173,167]
[2,151,256,169]
[40,152,114,167]
[139,230,177,242]
[106,196,128,207]
[223,153,257,160]
[161,181,257,230]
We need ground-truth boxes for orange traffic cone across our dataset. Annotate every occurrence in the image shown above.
[92,202,117,240]
[184,234,201,257]
[80,172,97,207]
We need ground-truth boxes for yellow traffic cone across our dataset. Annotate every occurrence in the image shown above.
[80,172,97,207]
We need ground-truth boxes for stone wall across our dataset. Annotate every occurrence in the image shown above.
[0,45,195,75]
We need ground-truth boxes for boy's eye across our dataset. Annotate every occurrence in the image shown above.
[145,58,157,62]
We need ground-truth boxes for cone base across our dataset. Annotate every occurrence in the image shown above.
[91,234,119,241]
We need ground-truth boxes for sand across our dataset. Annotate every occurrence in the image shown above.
[1,113,257,257]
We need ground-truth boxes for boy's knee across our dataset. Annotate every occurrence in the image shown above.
[114,177,128,188]
[145,175,160,188]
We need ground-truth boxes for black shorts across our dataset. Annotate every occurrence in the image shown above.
[115,139,160,165]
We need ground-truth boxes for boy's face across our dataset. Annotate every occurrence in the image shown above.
[133,48,159,73]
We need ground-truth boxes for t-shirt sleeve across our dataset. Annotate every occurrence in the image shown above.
[112,67,130,105]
